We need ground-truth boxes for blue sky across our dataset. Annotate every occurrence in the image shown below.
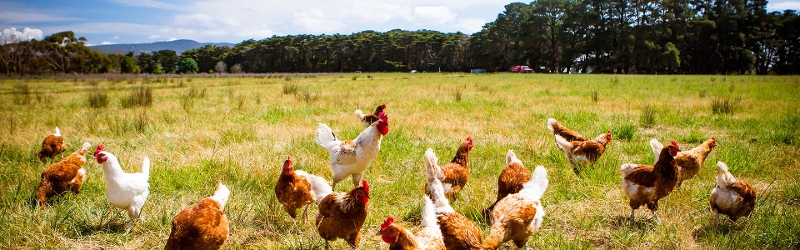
[1,0,798,46]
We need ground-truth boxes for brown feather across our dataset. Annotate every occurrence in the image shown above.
[274,171,315,219]
[485,161,530,216]
[622,145,679,211]
[437,212,484,250]
[164,198,229,250]
[315,186,369,248]
[484,195,539,249]
[36,134,66,160]
[674,138,716,186]
[550,120,587,142]
[37,146,88,207]
[440,139,472,200]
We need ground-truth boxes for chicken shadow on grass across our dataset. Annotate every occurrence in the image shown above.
[75,219,130,235]
[609,215,657,231]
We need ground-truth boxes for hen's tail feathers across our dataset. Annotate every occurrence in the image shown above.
[520,166,548,201]
[296,170,333,204]
[354,109,366,120]
[554,134,573,151]
[420,195,437,228]
[546,118,558,133]
[77,142,91,156]
[211,183,230,210]
[506,150,522,166]
[620,163,639,176]
[54,127,61,136]
[141,156,150,179]
[424,148,444,181]
[315,123,338,149]
[650,139,664,161]
[715,161,737,187]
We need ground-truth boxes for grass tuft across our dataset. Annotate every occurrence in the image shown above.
[12,83,31,105]
[639,105,657,128]
[711,97,740,115]
[282,82,299,95]
[615,124,636,140]
[121,84,153,108]
[87,87,109,108]
[591,91,599,102]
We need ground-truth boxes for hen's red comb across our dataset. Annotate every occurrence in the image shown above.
[671,140,679,148]
[362,179,370,194]
[94,144,104,157]
[380,103,386,109]
[284,156,292,167]
[381,216,394,230]
[466,136,473,144]
[378,112,388,123]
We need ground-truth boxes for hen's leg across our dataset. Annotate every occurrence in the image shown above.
[628,208,635,225]
[351,172,364,188]
[713,211,719,228]
[302,204,309,222]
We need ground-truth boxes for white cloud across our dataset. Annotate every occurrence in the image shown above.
[1,27,43,44]
[292,9,346,33]
[163,0,496,40]
[451,18,485,34]
[101,41,114,45]
[770,1,800,10]
[167,37,177,41]
[411,6,458,25]
[149,35,160,39]
[113,36,119,39]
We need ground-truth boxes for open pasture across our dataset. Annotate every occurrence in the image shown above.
[0,73,799,249]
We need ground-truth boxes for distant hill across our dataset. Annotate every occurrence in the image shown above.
[90,39,235,55]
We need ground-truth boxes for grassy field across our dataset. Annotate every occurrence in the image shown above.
[0,73,799,249]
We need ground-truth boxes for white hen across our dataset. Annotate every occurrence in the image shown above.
[315,112,389,190]
[94,144,150,219]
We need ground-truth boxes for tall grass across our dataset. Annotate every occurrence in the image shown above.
[87,87,109,108]
[120,84,153,108]
[0,74,798,249]
[711,96,740,115]
[639,105,657,128]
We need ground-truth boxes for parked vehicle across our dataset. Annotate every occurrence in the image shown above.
[510,65,534,73]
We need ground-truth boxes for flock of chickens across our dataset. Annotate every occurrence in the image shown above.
[32,103,757,249]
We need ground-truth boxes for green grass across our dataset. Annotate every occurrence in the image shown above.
[0,73,799,249]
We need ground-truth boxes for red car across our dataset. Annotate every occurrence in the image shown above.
[511,65,533,73]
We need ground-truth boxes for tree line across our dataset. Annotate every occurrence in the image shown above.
[2,0,798,75]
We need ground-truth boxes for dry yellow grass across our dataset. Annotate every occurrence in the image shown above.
[0,73,798,249]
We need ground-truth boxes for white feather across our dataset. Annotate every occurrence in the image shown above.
[295,170,333,203]
[354,109,366,120]
[99,151,150,219]
[211,183,230,210]
[650,138,664,161]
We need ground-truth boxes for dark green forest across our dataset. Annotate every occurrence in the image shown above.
[2,0,799,75]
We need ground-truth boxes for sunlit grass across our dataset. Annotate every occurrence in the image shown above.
[0,73,798,249]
